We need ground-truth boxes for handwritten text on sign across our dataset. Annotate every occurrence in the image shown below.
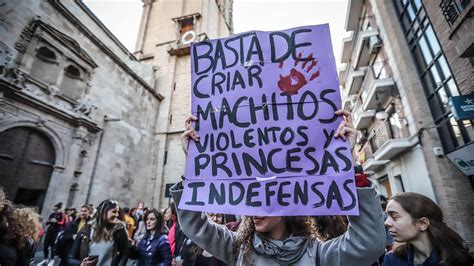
[180,24,358,216]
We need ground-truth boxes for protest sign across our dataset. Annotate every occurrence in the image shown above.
[180,24,358,216]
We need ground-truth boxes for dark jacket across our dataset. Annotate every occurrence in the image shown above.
[0,241,35,266]
[180,238,226,266]
[383,247,439,266]
[129,232,172,266]
[46,211,66,234]
[57,218,90,261]
[68,222,129,266]
[0,243,16,266]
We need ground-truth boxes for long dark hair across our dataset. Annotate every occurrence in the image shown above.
[144,208,164,237]
[313,215,348,241]
[93,199,119,242]
[169,202,177,217]
[391,192,473,265]
[166,202,178,229]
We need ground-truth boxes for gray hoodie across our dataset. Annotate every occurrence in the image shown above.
[170,183,386,265]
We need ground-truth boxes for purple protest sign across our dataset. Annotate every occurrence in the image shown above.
[180,24,358,216]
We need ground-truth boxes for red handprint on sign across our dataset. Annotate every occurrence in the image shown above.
[277,52,320,96]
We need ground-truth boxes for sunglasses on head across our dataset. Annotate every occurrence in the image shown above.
[100,199,119,207]
[108,200,118,205]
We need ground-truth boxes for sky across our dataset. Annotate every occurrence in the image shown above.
[83,0,350,67]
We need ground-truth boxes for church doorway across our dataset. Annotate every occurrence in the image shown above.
[0,126,56,212]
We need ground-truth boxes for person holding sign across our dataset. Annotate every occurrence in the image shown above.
[169,110,386,265]
[184,24,371,216]
[172,24,386,265]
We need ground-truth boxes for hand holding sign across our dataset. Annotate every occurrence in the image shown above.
[334,109,357,142]
[181,114,199,155]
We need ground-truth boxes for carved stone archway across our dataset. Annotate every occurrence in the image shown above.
[0,126,56,211]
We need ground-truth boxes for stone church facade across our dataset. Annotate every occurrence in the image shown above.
[0,0,233,214]
[134,0,233,209]
[0,0,164,215]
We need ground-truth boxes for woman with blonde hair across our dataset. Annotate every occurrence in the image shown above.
[68,199,129,266]
[383,192,473,266]
[17,207,42,242]
[0,188,33,265]
[18,207,42,264]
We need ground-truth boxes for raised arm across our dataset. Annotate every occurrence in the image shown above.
[318,185,386,265]
[318,111,386,264]
[170,183,236,264]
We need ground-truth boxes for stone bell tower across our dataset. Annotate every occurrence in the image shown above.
[134,0,233,209]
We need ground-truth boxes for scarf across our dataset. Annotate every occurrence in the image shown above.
[145,234,155,253]
[253,234,309,265]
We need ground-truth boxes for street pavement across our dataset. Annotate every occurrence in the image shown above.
[32,241,59,266]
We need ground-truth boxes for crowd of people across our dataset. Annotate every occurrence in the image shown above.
[0,190,245,266]
[1,110,473,266]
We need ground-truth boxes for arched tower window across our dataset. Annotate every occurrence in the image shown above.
[31,46,59,84]
[60,64,85,100]
[36,47,57,63]
[65,65,82,80]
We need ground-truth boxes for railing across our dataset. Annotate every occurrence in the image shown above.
[440,0,471,26]
[352,100,365,122]
[368,115,410,153]
[360,62,390,103]
[343,63,351,90]
[353,100,363,115]
[369,122,391,152]
[361,140,373,161]
[351,23,362,55]
[351,15,376,53]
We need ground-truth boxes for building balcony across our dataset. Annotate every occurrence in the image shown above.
[362,77,394,110]
[342,97,352,111]
[345,67,366,96]
[340,35,353,64]
[354,29,381,68]
[353,102,375,130]
[363,158,389,172]
[368,120,416,162]
[373,134,419,161]
[361,64,395,111]
[345,0,364,31]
